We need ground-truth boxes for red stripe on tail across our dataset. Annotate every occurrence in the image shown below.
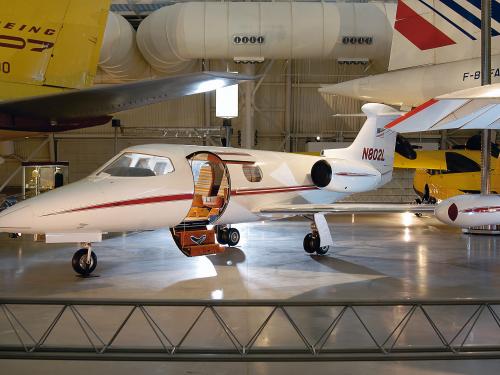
[385,98,438,129]
[395,0,455,50]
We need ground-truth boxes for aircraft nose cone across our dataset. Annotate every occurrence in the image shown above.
[319,80,361,99]
[435,201,454,225]
[0,205,34,233]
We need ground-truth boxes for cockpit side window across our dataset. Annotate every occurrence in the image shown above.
[98,153,174,177]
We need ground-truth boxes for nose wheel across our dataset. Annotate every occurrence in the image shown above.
[72,245,97,276]
[216,226,240,246]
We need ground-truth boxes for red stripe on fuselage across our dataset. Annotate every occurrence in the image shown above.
[44,186,319,216]
[215,152,252,156]
[224,160,256,165]
[335,172,377,177]
[461,206,500,214]
[44,193,195,216]
[385,99,438,129]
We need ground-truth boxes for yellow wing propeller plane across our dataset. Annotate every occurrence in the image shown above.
[396,147,500,202]
[0,0,253,139]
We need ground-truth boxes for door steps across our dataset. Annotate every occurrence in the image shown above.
[171,226,224,257]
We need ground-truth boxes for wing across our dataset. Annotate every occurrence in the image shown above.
[385,84,500,133]
[0,72,255,135]
[259,203,435,216]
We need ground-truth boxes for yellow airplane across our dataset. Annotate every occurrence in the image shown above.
[396,149,500,202]
[0,0,252,139]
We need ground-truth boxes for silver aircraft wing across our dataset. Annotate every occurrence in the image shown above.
[258,203,435,216]
[0,71,254,120]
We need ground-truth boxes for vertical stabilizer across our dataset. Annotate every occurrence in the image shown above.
[323,103,400,184]
[389,0,500,71]
[0,0,110,99]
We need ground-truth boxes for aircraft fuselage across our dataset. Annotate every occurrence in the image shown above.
[0,144,346,237]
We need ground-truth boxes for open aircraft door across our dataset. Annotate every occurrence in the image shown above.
[171,151,231,256]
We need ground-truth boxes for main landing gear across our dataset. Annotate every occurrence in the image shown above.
[216,226,240,247]
[303,214,332,256]
[303,233,330,255]
[72,243,97,276]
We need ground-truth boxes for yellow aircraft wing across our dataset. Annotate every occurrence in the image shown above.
[394,151,448,170]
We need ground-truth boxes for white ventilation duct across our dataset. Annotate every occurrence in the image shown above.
[136,2,395,74]
[99,12,151,80]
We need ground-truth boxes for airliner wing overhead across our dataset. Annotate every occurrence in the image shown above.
[259,203,435,216]
[385,84,500,133]
[0,72,255,136]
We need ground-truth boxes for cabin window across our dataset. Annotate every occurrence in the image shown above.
[444,152,481,174]
[242,164,263,182]
[99,153,174,177]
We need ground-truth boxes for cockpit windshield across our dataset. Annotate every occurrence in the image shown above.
[98,152,174,177]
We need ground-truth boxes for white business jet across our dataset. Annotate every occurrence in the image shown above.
[385,84,500,228]
[0,103,431,275]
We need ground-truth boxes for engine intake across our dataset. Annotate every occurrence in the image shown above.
[310,158,381,193]
[311,160,332,188]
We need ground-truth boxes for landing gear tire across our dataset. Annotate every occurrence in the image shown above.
[316,245,330,255]
[72,249,97,276]
[303,233,329,255]
[226,228,240,247]
[303,233,316,254]
[216,227,229,245]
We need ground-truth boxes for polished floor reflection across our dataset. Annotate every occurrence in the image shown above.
[1,213,499,374]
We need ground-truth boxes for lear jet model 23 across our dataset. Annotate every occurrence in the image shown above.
[385,84,500,228]
[0,0,253,140]
[0,104,432,275]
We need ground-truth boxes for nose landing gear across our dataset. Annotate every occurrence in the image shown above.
[72,243,97,276]
[216,226,240,247]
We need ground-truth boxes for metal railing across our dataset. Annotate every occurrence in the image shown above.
[2,298,500,361]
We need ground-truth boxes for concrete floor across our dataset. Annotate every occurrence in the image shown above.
[1,213,500,374]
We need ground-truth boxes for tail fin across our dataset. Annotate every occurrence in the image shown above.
[322,103,400,184]
[0,0,110,99]
[389,0,493,71]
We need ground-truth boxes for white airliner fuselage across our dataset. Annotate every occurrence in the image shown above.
[320,56,500,108]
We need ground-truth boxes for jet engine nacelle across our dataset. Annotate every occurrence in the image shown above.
[310,158,381,193]
[434,194,500,228]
